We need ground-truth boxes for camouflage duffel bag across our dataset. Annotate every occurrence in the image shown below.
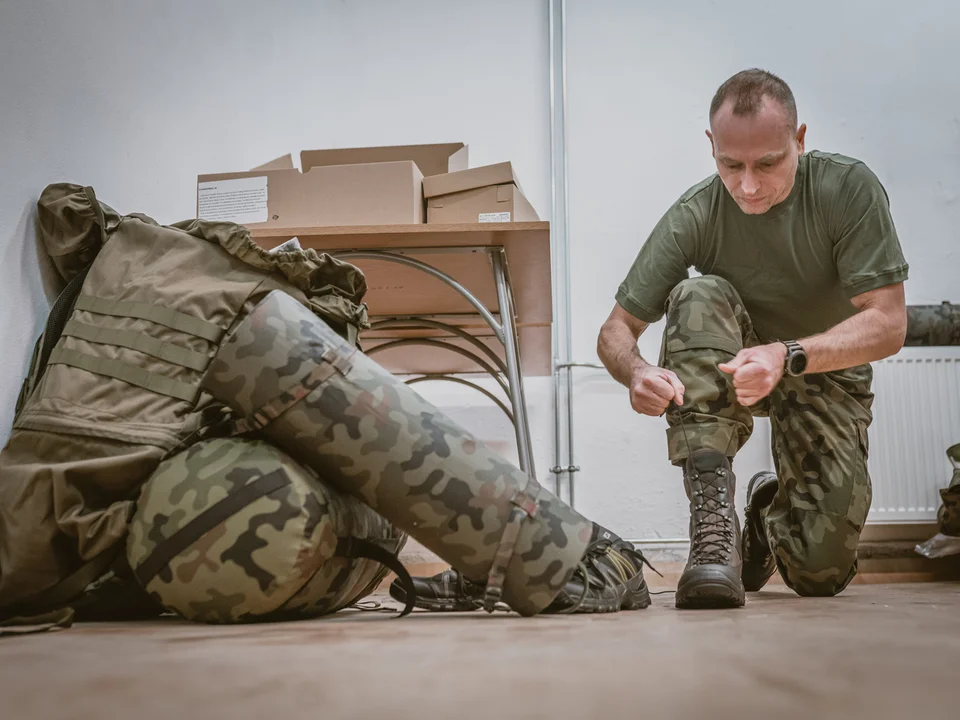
[126,437,412,623]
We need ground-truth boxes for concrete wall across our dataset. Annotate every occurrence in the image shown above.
[1,0,956,542]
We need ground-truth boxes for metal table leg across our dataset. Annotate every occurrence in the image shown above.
[334,247,537,478]
[491,249,535,478]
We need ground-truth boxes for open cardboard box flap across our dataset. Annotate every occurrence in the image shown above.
[301,142,467,178]
[423,161,525,199]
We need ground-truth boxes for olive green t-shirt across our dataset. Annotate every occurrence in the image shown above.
[615,151,909,342]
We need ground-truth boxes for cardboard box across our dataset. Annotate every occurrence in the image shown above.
[301,143,468,178]
[423,162,540,224]
[197,158,423,229]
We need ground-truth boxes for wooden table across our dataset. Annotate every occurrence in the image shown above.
[250,221,552,478]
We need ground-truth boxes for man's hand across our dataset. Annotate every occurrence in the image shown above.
[718,343,787,407]
[630,365,685,416]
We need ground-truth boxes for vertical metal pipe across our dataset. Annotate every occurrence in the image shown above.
[548,0,569,502]
[553,364,562,496]
[548,0,577,505]
[558,0,576,507]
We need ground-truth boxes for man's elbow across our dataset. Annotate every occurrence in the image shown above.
[596,322,612,364]
[885,308,908,357]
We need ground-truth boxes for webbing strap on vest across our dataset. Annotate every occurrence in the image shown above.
[48,347,199,402]
[13,263,93,421]
[62,319,212,372]
[74,296,225,343]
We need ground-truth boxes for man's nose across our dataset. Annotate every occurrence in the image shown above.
[741,170,760,195]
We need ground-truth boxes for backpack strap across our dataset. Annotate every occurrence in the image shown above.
[13,262,93,421]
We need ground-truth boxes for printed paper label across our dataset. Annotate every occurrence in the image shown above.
[478,211,511,223]
[197,176,268,224]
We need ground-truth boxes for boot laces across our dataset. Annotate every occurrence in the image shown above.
[690,469,735,565]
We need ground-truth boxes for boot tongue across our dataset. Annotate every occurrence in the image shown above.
[687,451,735,565]
[589,523,617,544]
[690,449,728,474]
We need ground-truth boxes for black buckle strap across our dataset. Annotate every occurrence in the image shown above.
[134,469,290,587]
[335,537,416,618]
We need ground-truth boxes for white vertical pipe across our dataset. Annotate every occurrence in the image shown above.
[548,0,576,505]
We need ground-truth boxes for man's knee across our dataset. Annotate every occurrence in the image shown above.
[775,537,859,597]
[663,275,747,355]
[666,274,739,309]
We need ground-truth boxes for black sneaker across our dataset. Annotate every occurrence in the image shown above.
[542,524,656,614]
[390,525,656,614]
[741,471,779,592]
[388,568,484,612]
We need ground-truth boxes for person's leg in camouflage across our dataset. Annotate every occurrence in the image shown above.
[661,276,874,602]
[755,366,874,596]
[660,275,764,608]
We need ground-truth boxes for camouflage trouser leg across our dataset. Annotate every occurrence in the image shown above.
[661,275,875,597]
[202,291,593,617]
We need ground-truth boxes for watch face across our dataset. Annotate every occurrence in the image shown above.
[789,351,808,375]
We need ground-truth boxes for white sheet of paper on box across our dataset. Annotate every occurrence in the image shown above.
[197,176,268,224]
[478,211,510,223]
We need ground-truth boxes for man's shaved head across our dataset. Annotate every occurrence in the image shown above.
[705,69,806,215]
[709,68,798,130]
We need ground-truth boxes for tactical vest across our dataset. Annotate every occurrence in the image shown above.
[0,183,369,610]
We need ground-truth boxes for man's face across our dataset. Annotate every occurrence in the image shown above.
[706,97,806,215]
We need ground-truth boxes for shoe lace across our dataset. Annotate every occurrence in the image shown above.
[690,468,735,565]
[585,540,663,586]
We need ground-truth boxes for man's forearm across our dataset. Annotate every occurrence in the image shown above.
[598,323,650,388]
[800,306,906,375]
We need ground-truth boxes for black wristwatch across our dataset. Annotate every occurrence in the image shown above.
[781,340,808,377]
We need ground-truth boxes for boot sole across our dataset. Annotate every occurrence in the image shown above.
[675,566,745,609]
[388,587,482,612]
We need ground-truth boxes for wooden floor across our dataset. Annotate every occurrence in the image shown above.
[2,582,957,720]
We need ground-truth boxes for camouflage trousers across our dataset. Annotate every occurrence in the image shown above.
[660,276,874,597]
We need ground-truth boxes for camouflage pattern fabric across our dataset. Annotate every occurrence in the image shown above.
[905,303,960,346]
[1,182,370,610]
[201,290,593,617]
[660,275,874,597]
[127,437,403,623]
[938,443,960,537]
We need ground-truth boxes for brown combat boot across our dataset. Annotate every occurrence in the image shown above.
[741,471,779,592]
[675,449,745,609]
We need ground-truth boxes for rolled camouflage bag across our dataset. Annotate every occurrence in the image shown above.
[126,436,412,623]
[201,290,594,617]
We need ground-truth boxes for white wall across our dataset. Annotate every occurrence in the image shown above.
[0,0,552,460]
[563,0,960,538]
[2,1,957,543]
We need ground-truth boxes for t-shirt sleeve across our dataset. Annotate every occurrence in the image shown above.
[830,162,909,297]
[615,201,697,322]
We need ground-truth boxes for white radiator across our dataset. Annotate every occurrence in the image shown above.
[867,347,960,522]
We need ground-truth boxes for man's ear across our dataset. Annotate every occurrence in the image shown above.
[796,123,807,154]
[706,129,715,159]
